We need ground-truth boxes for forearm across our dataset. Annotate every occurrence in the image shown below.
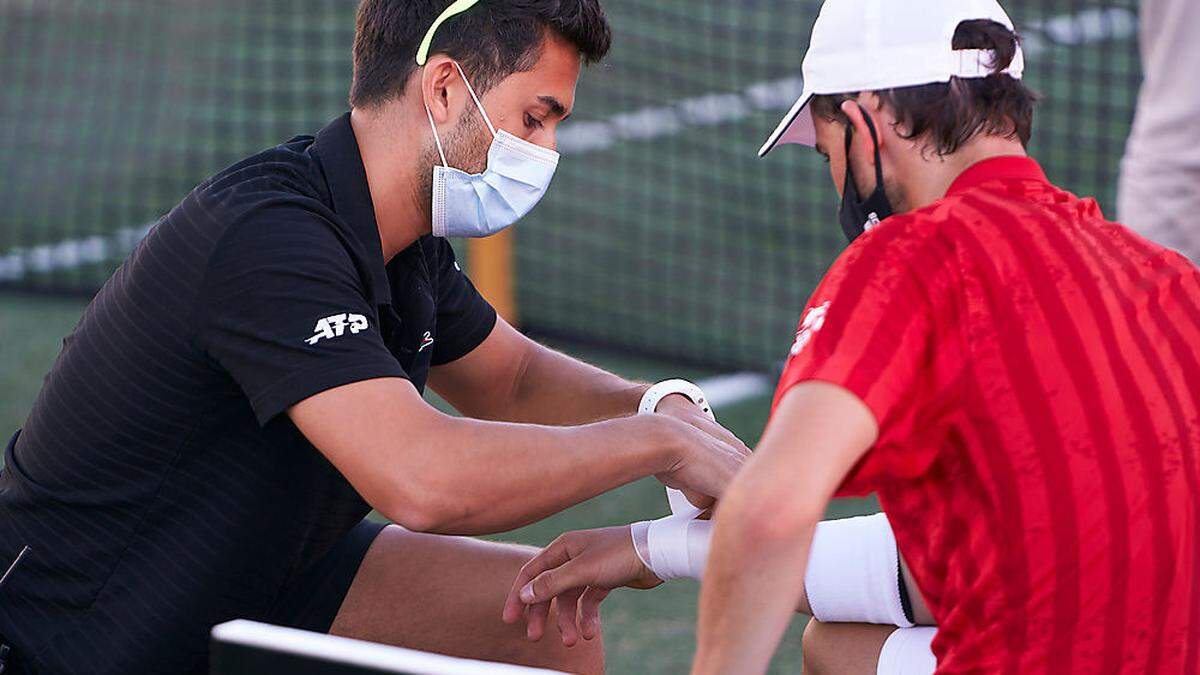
[506,344,647,425]
[391,412,670,535]
[693,488,820,675]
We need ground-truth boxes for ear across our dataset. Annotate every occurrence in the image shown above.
[420,54,463,126]
[839,98,880,173]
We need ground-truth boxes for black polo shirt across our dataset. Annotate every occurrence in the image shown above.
[0,113,496,674]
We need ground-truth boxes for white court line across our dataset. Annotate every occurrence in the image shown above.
[211,620,564,675]
[0,8,1138,284]
[698,372,774,409]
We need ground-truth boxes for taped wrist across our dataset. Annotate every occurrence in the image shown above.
[630,515,713,581]
[804,512,915,627]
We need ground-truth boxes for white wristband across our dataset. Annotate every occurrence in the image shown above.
[637,379,712,418]
[637,379,713,518]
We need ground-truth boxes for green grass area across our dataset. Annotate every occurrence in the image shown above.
[0,294,87,435]
[0,292,878,673]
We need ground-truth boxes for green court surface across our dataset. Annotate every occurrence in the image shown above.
[0,291,878,673]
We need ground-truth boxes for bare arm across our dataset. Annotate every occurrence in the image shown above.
[289,377,747,536]
[692,382,878,675]
[428,318,649,425]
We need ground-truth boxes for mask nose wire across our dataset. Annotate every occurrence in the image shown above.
[452,61,497,138]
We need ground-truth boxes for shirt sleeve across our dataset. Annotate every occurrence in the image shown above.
[428,238,498,366]
[772,224,948,496]
[196,204,407,426]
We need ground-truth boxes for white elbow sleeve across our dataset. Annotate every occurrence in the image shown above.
[804,512,914,627]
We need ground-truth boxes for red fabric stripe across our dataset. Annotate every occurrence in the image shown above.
[943,423,1024,674]
[1101,234,1200,673]
[816,225,917,358]
[1163,273,1200,675]
[1039,214,1178,673]
[974,192,1172,671]
[954,221,1077,670]
[962,195,1135,673]
[845,234,945,410]
[1069,224,1187,673]
[969,193,1137,667]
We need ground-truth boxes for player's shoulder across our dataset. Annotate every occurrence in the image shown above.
[846,186,1012,266]
[833,203,954,273]
[202,135,325,198]
[185,135,333,231]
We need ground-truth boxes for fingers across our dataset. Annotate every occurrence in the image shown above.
[503,538,572,624]
[521,562,579,606]
[555,586,585,647]
[578,587,611,641]
[696,416,752,458]
[524,599,551,642]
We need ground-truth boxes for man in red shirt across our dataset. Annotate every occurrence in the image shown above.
[502,0,1200,672]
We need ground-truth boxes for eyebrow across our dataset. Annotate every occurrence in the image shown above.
[539,95,569,120]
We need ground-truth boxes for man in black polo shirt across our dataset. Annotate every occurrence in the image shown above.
[0,2,750,673]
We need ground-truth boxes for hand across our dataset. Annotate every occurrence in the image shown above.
[653,397,752,509]
[502,526,662,647]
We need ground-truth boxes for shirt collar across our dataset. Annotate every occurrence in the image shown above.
[946,155,1049,197]
[314,112,392,307]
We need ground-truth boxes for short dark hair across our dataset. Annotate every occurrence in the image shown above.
[811,19,1039,156]
[350,0,612,108]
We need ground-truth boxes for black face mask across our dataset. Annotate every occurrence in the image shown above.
[838,106,894,243]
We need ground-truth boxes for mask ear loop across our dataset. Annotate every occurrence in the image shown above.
[451,61,497,138]
[424,103,450,168]
[856,103,886,190]
[844,102,892,196]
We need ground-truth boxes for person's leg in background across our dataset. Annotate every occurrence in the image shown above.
[1118,0,1200,263]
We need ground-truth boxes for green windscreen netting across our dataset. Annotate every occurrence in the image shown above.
[0,1,1142,371]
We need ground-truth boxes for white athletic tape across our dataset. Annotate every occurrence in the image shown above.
[644,515,713,581]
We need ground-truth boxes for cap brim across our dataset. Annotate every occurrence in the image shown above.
[758,91,816,157]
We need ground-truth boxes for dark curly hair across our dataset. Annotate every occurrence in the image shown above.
[810,19,1039,156]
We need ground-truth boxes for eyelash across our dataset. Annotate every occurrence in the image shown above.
[525,114,544,130]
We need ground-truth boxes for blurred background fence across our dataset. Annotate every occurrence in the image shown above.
[0,0,1142,373]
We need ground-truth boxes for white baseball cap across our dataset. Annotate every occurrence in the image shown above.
[758,0,1024,156]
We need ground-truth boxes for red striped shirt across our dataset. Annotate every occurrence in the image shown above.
[774,157,1200,674]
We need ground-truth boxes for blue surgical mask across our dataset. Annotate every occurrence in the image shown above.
[425,62,560,239]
